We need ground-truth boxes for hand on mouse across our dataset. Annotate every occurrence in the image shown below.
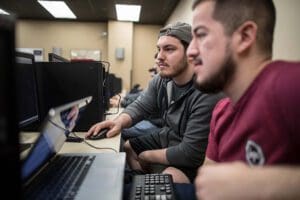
[85,119,121,139]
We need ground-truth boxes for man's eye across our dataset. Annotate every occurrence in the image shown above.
[165,48,174,52]
[196,32,207,38]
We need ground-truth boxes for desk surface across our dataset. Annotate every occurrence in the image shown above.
[61,107,123,153]
[20,107,123,154]
[59,132,120,153]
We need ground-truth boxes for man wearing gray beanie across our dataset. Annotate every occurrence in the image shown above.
[86,22,223,183]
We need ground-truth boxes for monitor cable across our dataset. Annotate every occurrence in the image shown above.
[71,132,118,153]
[100,60,110,88]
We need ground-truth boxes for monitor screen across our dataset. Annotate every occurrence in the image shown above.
[21,96,92,182]
[48,53,69,62]
[15,52,39,128]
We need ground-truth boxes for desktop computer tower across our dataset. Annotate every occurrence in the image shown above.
[35,62,105,131]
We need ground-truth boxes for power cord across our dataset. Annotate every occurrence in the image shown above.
[48,119,118,153]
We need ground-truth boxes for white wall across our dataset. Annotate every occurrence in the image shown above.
[167,0,300,61]
[108,21,133,91]
[16,20,108,61]
[166,0,193,25]
[273,0,300,61]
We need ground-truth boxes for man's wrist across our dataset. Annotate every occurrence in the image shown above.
[139,149,168,165]
[113,113,132,129]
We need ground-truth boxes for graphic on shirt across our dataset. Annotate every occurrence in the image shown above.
[245,140,265,166]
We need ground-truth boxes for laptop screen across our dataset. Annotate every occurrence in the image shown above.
[21,96,92,182]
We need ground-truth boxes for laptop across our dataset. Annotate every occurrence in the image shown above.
[21,96,125,200]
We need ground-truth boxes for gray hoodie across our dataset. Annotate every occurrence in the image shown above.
[123,74,223,168]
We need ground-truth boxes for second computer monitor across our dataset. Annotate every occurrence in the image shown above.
[15,51,40,129]
[35,61,105,131]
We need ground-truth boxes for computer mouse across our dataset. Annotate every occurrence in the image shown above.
[87,128,109,140]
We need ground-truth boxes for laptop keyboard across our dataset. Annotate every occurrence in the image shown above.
[24,155,95,200]
[130,173,177,200]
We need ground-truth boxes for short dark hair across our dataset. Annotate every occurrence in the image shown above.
[192,0,276,56]
[180,40,190,52]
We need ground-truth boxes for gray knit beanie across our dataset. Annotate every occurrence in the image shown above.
[158,22,192,44]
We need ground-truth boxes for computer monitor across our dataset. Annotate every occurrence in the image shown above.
[35,61,105,131]
[16,51,34,64]
[0,14,22,198]
[48,53,69,62]
[15,51,40,129]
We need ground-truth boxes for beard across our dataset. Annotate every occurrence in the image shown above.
[194,48,236,94]
[159,55,188,79]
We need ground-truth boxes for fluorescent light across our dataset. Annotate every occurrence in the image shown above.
[116,4,141,22]
[38,1,76,19]
[0,8,9,15]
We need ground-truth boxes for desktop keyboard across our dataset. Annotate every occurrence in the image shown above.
[130,173,177,200]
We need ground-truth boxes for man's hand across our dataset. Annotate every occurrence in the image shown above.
[85,119,121,138]
[137,151,151,172]
[196,162,300,200]
[195,162,254,200]
[109,95,121,108]
[66,106,79,130]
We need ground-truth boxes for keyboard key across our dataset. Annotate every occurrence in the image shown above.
[130,174,177,200]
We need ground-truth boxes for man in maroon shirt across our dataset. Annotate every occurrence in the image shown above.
[187,0,300,199]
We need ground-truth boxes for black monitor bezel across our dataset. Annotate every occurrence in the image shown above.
[48,53,69,62]
[16,51,35,64]
[15,51,40,128]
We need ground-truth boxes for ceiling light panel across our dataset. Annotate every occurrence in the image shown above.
[0,8,9,15]
[116,4,141,22]
[38,1,76,19]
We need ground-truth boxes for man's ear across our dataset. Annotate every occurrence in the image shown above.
[234,21,258,54]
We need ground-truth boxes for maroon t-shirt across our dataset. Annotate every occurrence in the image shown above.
[206,61,300,165]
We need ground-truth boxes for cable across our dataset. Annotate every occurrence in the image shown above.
[100,60,110,88]
[48,119,71,134]
[48,119,118,153]
[71,132,118,153]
